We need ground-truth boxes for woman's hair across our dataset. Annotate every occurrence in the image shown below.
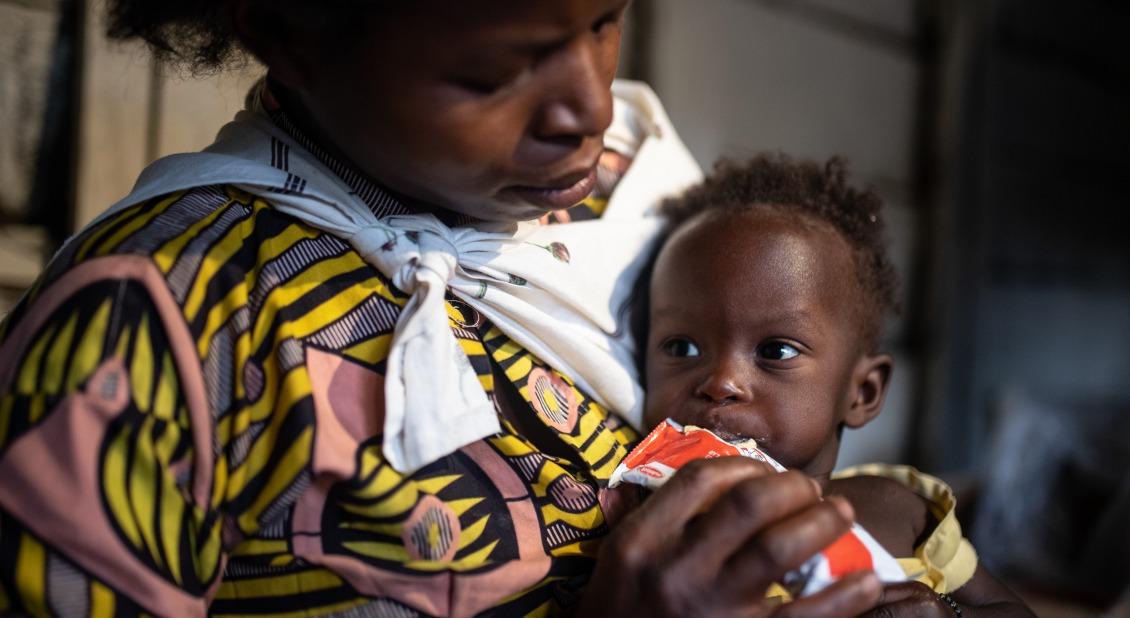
[105,0,245,71]
[643,152,900,352]
[104,0,383,72]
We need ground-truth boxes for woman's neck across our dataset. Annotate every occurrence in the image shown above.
[266,77,480,227]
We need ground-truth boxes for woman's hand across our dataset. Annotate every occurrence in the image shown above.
[859,582,957,617]
[578,457,883,617]
[860,576,1037,618]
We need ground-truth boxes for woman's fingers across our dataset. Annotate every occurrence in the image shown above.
[593,458,795,613]
[720,495,857,600]
[672,470,822,576]
[600,459,775,584]
[775,571,883,618]
[604,458,774,585]
[623,456,778,534]
[857,582,953,618]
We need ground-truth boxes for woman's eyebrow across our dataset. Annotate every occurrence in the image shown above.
[498,27,586,54]
[482,0,631,54]
[459,32,565,59]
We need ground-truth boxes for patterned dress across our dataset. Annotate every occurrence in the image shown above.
[0,97,640,617]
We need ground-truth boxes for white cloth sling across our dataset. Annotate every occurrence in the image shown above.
[98,79,702,473]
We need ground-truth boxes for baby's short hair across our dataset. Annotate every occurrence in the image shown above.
[660,152,899,350]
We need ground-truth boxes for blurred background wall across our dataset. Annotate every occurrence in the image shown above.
[1,0,1127,613]
[0,0,258,311]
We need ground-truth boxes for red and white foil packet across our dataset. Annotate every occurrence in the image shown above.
[610,419,906,598]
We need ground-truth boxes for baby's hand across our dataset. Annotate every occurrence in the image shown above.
[859,582,958,617]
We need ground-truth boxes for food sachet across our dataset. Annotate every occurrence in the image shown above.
[610,418,907,598]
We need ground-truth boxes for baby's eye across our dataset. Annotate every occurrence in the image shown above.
[758,342,800,361]
[660,338,701,358]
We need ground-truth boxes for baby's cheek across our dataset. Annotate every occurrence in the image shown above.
[642,385,680,428]
[641,397,665,430]
[648,398,706,432]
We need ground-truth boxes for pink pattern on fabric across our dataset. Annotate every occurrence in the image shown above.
[290,475,453,616]
[0,358,208,615]
[526,367,579,433]
[0,255,215,508]
[306,347,384,478]
[546,475,598,514]
[449,440,553,616]
[402,495,460,562]
[289,440,553,617]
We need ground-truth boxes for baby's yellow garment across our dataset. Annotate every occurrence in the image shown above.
[766,464,978,602]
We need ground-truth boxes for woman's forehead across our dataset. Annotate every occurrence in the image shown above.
[365,0,627,73]
[409,0,627,36]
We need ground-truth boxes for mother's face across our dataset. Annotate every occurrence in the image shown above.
[265,0,629,222]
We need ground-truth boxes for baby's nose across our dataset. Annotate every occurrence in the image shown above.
[694,359,753,404]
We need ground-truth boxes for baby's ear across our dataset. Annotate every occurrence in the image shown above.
[844,353,893,429]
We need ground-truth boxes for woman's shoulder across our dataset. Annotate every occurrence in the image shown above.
[53,184,319,277]
[30,183,397,318]
[3,182,403,372]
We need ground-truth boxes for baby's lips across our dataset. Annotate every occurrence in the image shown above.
[670,406,770,448]
[608,418,786,490]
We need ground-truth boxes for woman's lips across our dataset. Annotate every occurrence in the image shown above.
[502,167,598,211]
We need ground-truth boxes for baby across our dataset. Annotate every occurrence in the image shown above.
[634,153,1033,615]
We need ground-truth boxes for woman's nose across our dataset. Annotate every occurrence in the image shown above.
[694,357,753,404]
[532,37,614,141]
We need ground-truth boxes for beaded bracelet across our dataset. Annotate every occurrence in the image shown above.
[938,593,963,616]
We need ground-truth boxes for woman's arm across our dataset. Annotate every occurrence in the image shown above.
[862,568,1035,617]
[0,257,238,615]
[950,565,1035,617]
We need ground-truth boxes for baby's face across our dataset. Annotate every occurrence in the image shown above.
[643,210,870,478]
[284,0,629,222]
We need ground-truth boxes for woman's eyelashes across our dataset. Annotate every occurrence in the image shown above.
[591,7,625,34]
[452,66,526,95]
